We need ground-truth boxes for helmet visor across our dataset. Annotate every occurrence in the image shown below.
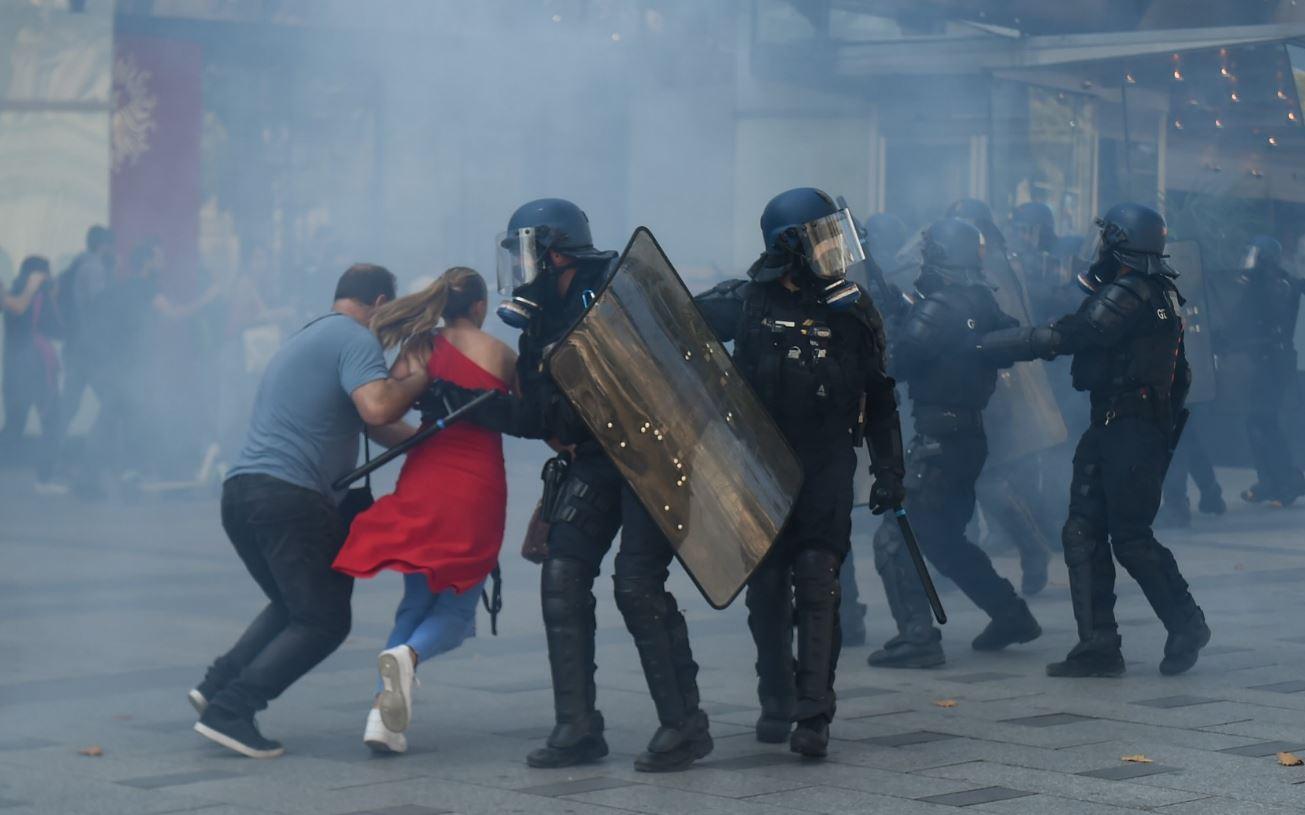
[1078,220,1106,266]
[496,228,541,295]
[799,209,866,279]
[1240,245,1262,271]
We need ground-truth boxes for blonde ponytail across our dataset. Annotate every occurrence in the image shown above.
[370,266,485,357]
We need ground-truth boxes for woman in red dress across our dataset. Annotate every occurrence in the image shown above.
[332,267,516,754]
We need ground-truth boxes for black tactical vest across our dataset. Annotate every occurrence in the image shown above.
[733,282,874,445]
[1223,270,1301,356]
[898,284,1016,413]
[1070,274,1184,407]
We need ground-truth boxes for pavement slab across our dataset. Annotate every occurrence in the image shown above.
[4,466,1305,814]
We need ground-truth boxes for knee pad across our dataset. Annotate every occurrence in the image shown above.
[1060,515,1099,567]
[541,557,594,625]
[612,576,672,630]
[793,549,841,606]
[1110,534,1161,570]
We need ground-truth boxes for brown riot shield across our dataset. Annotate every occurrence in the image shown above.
[1166,241,1216,404]
[984,247,1070,463]
[545,228,804,608]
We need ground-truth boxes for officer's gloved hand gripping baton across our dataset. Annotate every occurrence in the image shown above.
[332,390,496,491]
[893,507,948,625]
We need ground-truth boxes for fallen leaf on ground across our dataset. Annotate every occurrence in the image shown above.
[78,746,103,757]
[1121,754,1152,764]
[933,699,958,708]
[1277,752,1303,766]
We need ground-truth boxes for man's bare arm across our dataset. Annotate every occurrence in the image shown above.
[368,420,418,448]
[351,370,429,426]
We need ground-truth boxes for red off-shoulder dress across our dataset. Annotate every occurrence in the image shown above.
[334,334,509,593]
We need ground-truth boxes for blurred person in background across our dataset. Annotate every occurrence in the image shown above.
[189,263,429,759]
[56,226,114,497]
[2,256,62,493]
[1214,236,1305,506]
[97,240,221,483]
[333,267,514,755]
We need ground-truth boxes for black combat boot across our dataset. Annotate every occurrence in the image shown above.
[971,600,1042,652]
[1160,608,1211,676]
[1046,635,1126,678]
[1052,519,1124,678]
[1114,536,1207,676]
[867,631,945,669]
[615,576,713,773]
[747,566,796,744]
[527,559,608,769]
[634,710,713,773]
[791,550,842,760]
[790,716,830,758]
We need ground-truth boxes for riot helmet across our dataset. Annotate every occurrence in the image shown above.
[752,187,865,283]
[1010,202,1057,252]
[946,196,1006,252]
[915,217,984,295]
[749,187,865,309]
[1240,235,1283,275]
[1077,202,1172,291]
[495,198,607,327]
[946,198,994,226]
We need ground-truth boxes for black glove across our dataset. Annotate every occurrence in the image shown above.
[975,325,1062,366]
[868,472,905,516]
[417,379,482,424]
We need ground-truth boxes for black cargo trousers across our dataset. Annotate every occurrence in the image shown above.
[537,449,703,749]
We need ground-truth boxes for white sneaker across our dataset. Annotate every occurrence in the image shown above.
[363,707,407,754]
[377,646,415,732]
[188,689,208,715]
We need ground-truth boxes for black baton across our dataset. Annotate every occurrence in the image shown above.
[894,507,947,625]
[331,390,496,491]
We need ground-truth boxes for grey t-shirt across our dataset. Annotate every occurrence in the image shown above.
[228,312,389,502]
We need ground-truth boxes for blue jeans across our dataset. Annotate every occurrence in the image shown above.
[376,573,483,692]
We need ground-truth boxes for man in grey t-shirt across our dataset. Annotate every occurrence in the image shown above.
[192,264,428,759]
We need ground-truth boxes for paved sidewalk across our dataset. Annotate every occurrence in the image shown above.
[3,454,1305,814]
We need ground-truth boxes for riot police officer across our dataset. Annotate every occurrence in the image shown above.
[1216,236,1305,506]
[430,199,713,772]
[1008,202,1061,321]
[978,203,1210,677]
[695,188,905,758]
[867,218,1042,670]
[947,198,1060,596]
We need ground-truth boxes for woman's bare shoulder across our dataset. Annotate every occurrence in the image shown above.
[444,327,516,380]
